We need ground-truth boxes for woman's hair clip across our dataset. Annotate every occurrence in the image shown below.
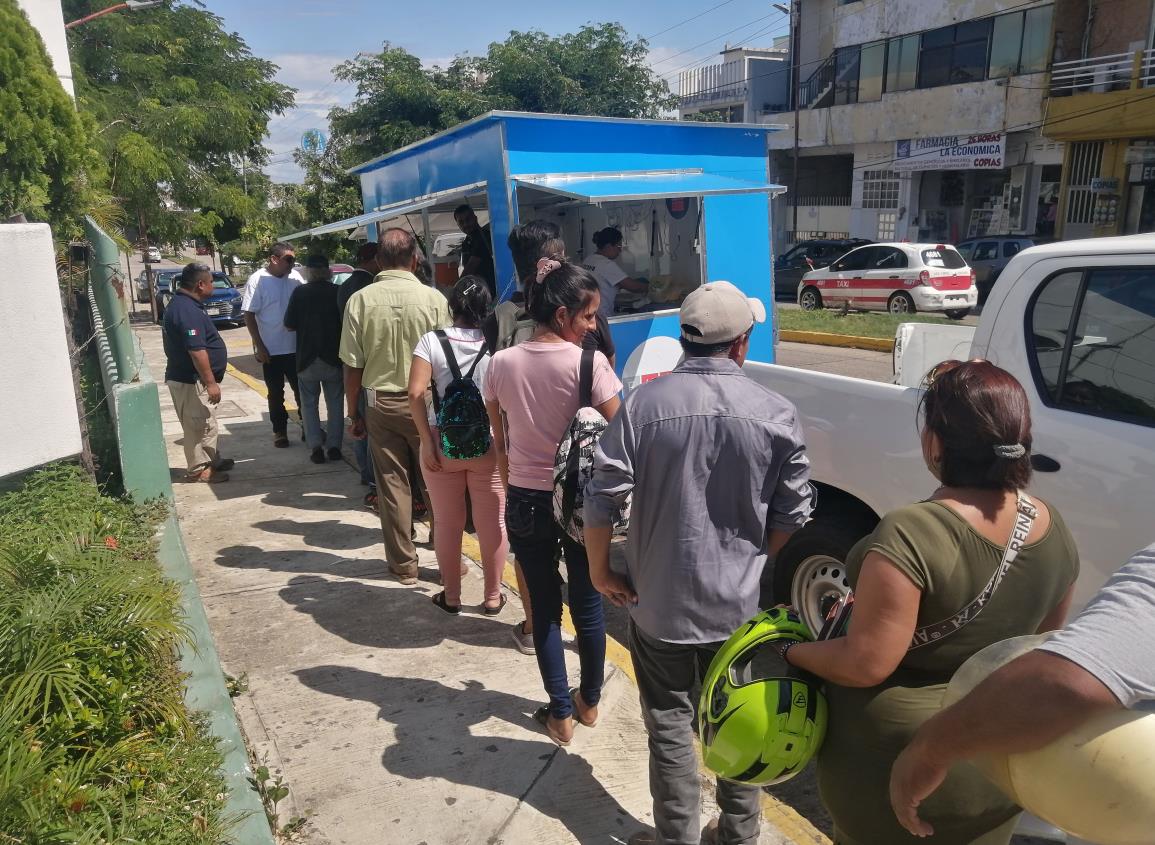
[535,257,562,284]
[993,443,1027,459]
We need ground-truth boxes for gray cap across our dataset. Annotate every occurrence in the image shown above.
[679,281,762,344]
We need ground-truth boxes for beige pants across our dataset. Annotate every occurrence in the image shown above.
[167,380,220,473]
[365,392,432,575]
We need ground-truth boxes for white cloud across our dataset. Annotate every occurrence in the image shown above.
[261,51,352,184]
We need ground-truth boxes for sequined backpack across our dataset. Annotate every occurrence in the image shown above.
[431,330,492,460]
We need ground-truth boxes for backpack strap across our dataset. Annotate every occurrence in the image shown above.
[431,329,461,417]
[579,347,595,409]
[464,340,488,381]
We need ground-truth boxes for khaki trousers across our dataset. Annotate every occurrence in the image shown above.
[167,381,220,473]
[365,393,431,575]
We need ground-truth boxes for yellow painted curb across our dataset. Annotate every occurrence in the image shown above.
[779,330,894,353]
[225,363,298,412]
[229,369,830,845]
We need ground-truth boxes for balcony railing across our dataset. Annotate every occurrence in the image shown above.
[679,59,748,106]
[1050,48,1155,95]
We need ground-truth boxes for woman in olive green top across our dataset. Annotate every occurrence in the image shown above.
[783,360,1080,845]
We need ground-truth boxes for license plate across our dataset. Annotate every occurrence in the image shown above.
[208,307,224,315]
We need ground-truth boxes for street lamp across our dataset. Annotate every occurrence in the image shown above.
[65,1,164,30]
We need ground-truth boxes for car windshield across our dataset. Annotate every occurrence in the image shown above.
[921,247,967,269]
[212,274,233,290]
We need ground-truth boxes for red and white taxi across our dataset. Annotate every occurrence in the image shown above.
[796,242,978,319]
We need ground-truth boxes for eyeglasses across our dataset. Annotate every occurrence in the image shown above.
[281,255,296,264]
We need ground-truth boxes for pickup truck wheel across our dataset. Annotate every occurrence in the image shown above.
[769,521,861,636]
[888,292,915,314]
[799,287,823,311]
[944,308,970,320]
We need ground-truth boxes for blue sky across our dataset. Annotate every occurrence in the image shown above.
[202,0,790,182]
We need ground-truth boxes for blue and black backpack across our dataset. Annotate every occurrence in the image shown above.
[431,330,492,460]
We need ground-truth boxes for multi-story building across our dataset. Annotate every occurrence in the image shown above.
[1044,0,1155,238]
[679,44,793,124]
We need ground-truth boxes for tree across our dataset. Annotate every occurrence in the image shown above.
[63,0,294,248]
[0,0,88,231]
[328,24,675,169]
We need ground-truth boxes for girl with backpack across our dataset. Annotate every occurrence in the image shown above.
[483,258,622,746]
[409,276,508,615]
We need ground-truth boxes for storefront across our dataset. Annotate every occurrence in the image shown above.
[284,112,782,386]
[1124,140,1155,234]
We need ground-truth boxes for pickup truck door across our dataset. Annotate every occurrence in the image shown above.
[979,258,1155,612]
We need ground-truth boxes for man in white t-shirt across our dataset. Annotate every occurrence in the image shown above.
[243,241,305,447]
[583,226,649,320]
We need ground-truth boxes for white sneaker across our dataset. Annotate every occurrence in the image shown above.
[510,621,535,655]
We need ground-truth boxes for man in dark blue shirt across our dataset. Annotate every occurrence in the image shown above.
[163,263,234,483]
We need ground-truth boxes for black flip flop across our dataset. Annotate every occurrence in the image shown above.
[431,591,460,615]
[482,594,508,616]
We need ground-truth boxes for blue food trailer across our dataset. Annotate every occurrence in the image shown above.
[285,112,782,387]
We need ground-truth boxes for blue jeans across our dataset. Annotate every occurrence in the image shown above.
[506,485,605,719]
[298,359,343,450]
[355,389,375,486]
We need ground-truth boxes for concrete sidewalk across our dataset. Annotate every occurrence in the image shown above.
[135,321,820,845]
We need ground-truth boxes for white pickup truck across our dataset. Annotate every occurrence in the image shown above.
[750,235,1155,642]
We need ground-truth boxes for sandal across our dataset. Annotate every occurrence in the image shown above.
[533,706,573,747]
[483,594,507,616]
[431,591,460,615]
[570,687,599,728]
[364,491,378,512]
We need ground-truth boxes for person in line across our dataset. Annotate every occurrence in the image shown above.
[341,229,451,585]
[338,242,383,508]
[454,203,497,299]
[890,541,1155,839]
[243,241,304,448]
[408,276,507,615]
[284,254,344,464]
[483,259,621,746]
[781,360,1080,845]
[162,262,235,483]
[583,226,649,320]
[584,281,813,845]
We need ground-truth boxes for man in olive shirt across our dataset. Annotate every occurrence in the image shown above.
[340,228,451,583]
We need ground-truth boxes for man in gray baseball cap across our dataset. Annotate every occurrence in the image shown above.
[584,281,814,845]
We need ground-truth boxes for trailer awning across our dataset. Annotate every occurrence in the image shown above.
[513,171,782,203]
[279,182,487,240]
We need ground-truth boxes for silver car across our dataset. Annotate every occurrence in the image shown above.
[955,237,1034,303]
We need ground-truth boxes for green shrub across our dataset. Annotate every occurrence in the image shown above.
[0,465,233,843]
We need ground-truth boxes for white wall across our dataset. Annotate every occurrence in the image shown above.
[829,0,1052,48]
[16,0,74,99]
[0,224,83,477]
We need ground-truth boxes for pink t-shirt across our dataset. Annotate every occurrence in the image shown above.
[484,341,622,491]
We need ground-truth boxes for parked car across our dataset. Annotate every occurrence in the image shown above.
[759,235,1155,651]
[797,242,977,319]
[155,271,242,326]
[773,238,871,299]
[143,245,162,263]
[329,263,355,285]
[956,236,1035,303]
[134,270,152,303]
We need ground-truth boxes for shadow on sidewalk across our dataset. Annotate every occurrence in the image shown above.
[296,667,642,843]
[251,518,382,551]
[280,575,512,650]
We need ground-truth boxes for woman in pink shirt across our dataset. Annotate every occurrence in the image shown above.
[484,258,622,746]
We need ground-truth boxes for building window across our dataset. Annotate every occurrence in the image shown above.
[863,170,900,209]
[834,45,861,105]
[886,34,919,93]
[877,212,897,240]
[1020,5,1053,74]
[918,19,993,88]
[988,5,1054,78]
[859,41,886,102]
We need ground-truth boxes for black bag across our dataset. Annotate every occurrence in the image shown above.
[431,330,491,461]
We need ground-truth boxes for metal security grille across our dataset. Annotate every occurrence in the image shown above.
[1066,142,1104,225]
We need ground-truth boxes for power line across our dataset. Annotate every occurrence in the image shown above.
[650,11,783,68]
[644,0,743,41]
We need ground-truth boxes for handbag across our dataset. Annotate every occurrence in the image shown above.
[816,492,1039,650]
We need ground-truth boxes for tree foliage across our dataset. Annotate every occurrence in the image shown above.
[329,23,676,171]
[63,0,294,247]
[0,0,88,231]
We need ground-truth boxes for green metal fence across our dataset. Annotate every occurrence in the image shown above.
[85,218,275,845]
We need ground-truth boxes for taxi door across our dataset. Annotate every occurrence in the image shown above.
[821,246,875,307]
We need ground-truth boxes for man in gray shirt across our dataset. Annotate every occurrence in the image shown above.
[890,542,1155,839]
[585,281,814,845]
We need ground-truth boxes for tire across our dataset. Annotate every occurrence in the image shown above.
[888,291,915,315]
[799,286,823,311]
[945,308,970,320]
[764,520,865,636]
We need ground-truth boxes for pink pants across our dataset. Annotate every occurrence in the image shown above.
[422,440,508,606]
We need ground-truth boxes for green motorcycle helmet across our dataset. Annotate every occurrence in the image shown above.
[699,607,827,786]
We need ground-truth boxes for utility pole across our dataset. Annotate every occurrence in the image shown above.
[773,1,802,246]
